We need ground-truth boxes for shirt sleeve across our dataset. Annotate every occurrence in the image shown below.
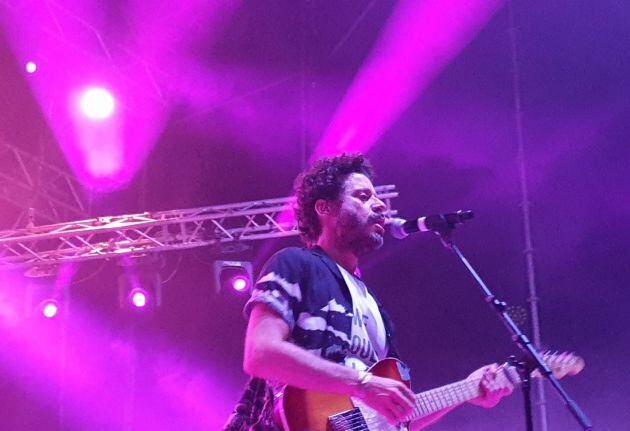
[243,248,305,330]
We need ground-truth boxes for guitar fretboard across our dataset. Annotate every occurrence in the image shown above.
[407,353,582,421]
[409,377,483,420]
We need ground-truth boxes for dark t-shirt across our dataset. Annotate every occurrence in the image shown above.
[223,246,400,431]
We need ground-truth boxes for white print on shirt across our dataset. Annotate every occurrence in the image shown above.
[349,307,378,364]
[337,265,388,371]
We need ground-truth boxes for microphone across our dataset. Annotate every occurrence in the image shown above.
[389,210,474,239]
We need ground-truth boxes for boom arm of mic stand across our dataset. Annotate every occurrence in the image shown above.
[434,228,592,431]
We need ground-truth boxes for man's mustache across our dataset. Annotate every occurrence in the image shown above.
[368,214,385,223]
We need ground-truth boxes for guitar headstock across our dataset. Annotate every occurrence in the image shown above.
[502,351,585,384]
[533,351,585,379]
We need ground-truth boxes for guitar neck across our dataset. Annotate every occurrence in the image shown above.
[275,353,582,430]
[408,351,585,421]
[409,363,524,420]
[409,377,483,420]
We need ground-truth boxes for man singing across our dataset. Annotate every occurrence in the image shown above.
[225,154,512,430]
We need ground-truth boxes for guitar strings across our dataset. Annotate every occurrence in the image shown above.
[330,355,572,429]
[328,409,369,430]
[331,376,484,428]
[329,413,370,431]
[331,407,399,430]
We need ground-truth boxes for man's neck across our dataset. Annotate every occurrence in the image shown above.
[315,235,358,274]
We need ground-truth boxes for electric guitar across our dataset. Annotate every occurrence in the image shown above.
[273,352,584,431]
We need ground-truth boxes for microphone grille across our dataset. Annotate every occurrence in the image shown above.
[388,218,408,239]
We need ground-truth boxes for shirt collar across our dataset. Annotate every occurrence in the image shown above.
[309,245,345,281]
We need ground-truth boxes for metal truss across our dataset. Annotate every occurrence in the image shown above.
[0,138,89,225]
[0,185,398,269]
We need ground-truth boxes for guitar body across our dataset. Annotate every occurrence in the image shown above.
[275,358,411,431]
[272,351,583,431]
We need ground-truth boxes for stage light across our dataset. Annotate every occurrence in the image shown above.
[231,275,250,292]
[25,274,66,320]
[80,87,115,120]
[40,299,59,318]
[118,274,161,310]
[213,260,253,294]
[25,61,37,73]
[129,288,148,308]
[314,0,503,158]
[117,257,163,311]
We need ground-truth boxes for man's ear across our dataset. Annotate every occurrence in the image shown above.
[315,199,330,216]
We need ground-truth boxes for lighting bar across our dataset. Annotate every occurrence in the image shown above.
[0,185,398,269]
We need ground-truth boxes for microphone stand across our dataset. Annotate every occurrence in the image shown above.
[433,224,592,431]
[509,356,534,431]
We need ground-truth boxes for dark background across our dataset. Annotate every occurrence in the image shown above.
[1,1,629,430]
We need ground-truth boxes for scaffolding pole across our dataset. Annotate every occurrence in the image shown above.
[508,2,548,430]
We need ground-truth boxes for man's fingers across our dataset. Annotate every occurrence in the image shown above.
[483,363,499,377]
[380,404,403,425]
[393,393,414,419]
[357,376,415,423]
[395,385,416,409]
[373,390,414,424]
[380,405,396,424]
[379,390,412,422]
[469,363,514,408]
[387,400,413,425]
[400,385,416,404]
[389,402,408,424]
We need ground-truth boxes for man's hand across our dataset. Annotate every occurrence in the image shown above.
[467,363,514,408]
[352,374,416,425]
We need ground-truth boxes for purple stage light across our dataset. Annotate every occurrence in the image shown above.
[118,264,162,310]
[80,87,115,120]
[1,0,240,192]
[314,0,503,159]
[213,260,253,294]
[230,276,249,292]
[129,288,148,308]
[41,300,59,318]
[25,61,37,73]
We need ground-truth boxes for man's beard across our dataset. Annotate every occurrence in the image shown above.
[336,213,384,256]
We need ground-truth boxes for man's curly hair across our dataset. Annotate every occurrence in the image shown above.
[293,153,374,245]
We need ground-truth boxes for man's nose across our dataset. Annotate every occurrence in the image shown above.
[372,196,387,213]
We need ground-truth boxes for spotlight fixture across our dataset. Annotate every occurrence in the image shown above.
[25,277,65,319]
[118,271,162,311]
[79,86,115,120]
[213,260,253,294]
[129,288,149,308]
[25,61,37,74]
[231,275,249,292]
[117,256,163,311]
[40,299,59,318]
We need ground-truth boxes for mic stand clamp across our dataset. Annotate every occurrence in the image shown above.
[432,224,592,431]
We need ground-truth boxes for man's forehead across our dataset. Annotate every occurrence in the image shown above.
[343,173,375,191]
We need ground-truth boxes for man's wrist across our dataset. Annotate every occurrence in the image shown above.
[351,370,373,397]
